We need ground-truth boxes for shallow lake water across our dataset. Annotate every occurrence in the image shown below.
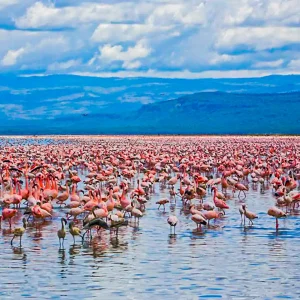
[0,137,299,299]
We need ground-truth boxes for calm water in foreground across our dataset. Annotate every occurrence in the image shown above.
[0,137,300,300]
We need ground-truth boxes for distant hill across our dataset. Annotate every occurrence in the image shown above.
[0,74,299,134]
[1,91,299,135]
[130,92,300,134]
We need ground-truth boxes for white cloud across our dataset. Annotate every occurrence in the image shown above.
[1,47,26,66]
[0,29,77,69]
[288,59,300,69]
[146,2,206,26]
[0,104,47,120]
[217,27,300,51]
[210,54,244,65]
[84,86,128,94]
[44,93,85,102]
[224,0,300,26]
[15,1,152,29]
[91,23,174,43]
[71,69,300,79]
[0,0,18,11]
[1,0,300,77]
[90,41,151,69]
[48,59,81,71]
[253,59,284,68]
[118,94,154,104]
[124,61,142,69]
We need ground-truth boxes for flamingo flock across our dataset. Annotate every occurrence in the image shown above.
[0,136,299,248]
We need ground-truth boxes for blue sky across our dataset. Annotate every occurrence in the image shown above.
[0,0,300,78]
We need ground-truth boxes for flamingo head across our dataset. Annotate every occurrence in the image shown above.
[61,218,67,225]
[69,221,74,229]
[211,186,217,193]
[22,217,28,229]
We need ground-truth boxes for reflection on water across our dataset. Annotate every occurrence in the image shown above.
[0,182,300,298]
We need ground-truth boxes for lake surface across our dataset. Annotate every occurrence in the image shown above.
[0,137,299,299]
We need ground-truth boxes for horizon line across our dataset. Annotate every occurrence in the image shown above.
[14,70,300,80]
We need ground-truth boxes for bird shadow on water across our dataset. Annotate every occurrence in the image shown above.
[241,225,255,234]
[58,248,66,262]
[170,204,176,212]
[110,236,129,250]
[57,249,68,279]
[191,228,206,238]
[266,237,288,258]
[156,210,168,217]
[168,234,177,245]
[11,244,24,255]
[267,229,292,238]
[69,244,81,256]
[110,236,120,248]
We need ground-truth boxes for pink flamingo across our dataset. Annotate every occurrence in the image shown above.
[167,215,178,234]
[202,210,223,226]
[234,183,249,198]
[2,207,17,227]
[268,207,286,230]
[191,214,207,230]
[212,186,229,214]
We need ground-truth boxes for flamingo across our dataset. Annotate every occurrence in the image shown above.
[191,214,207,230]
[156,198,169,210]
[234,183,249,198]
[69,221,82,244]
[212,187,229,214]
[242,204,258,226]
[267,207,286,230]
[120,186,131,209]
[167,215,178,234]
[57,218,67,247]
[110,214,128,236]
[2,207,17,227]
[11,218,27,246]
[202,210,223,226]
[56,181,70,206]
[131,200,143,223]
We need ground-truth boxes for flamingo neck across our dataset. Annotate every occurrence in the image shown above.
[213,189,217,202]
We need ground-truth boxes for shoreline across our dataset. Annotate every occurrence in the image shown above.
[0,134,299,139]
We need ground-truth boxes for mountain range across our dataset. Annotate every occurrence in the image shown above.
[0,74,299,134]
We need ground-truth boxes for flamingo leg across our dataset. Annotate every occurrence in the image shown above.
[11,235,15,245]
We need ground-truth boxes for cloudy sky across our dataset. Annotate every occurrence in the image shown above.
[0,0,300,78]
